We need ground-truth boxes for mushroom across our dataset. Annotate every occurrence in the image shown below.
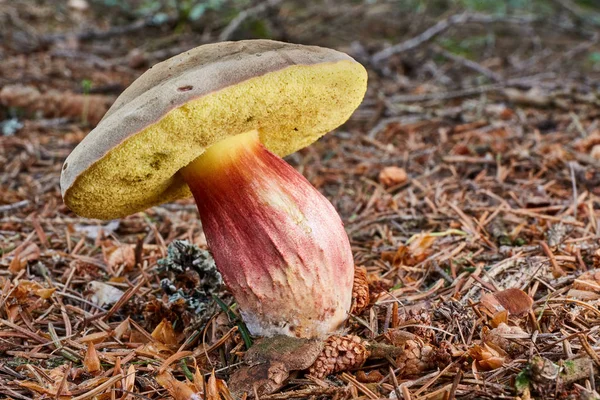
[61,40,368,339]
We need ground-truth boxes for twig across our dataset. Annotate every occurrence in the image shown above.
[391,83,505,103]
[219,0,282,41]
[0,200,29,213]
[569,162,578,220]
[371,12,538,64]
[431,45,502,82]
[42,16,177,44]
[552,0,600,27]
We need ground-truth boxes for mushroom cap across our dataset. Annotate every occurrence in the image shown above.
[61,40,368,219]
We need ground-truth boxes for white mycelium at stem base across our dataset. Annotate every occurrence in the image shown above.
[180,130,354,338]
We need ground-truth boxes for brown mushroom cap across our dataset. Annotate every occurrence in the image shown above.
[61,40,368,220]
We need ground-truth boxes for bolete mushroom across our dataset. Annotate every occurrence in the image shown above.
[61,40,367,339]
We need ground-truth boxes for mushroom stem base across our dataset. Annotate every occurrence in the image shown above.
[180,130,354,338]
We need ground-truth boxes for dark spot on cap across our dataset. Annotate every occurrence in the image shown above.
[178,85,193,92]
[63,162,68,170]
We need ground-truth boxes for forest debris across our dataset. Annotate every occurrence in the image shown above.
[156,371,202,400]
[469,342,508,371]
[229,335,324,396]
[482,323,528,355]
[378,166,408,187]
[151,319,178,346]
[87,281,124,307]
[569,269,600,299]
[591,145,600,160]
[0,118,23,136]
[0,84,113,126]
[480,288,533,317]
[74,220,120,240]
[371,12,537,64]
[396,308,435,342]
[104,244,135,270]
[351,266,370,314]
[84,342,101,374]
[395,339,437,376]
[68,0,89,12]
[356,370,385,383]
[8,242,40,274]
[527,356,598,386]
[156,240,223,330]
[103,242,160,271]
[503,87,553,107]
[308,335,369,379]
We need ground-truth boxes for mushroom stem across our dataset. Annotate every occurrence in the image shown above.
[180,130,354,338]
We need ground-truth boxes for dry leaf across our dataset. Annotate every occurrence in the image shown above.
[113,318,131,340]
[78,331,109,344]
[156,371,201,400]
[480,288,533,317]
[151,319,178,346]
[469,342,507,371]
[35,287,56,299]
[192,366,205,394]
[379,166,408,187]
[229,336,324,397]
[105,244,136,270]
[84,342,101,373]
[124,364,136,400]
[483,323,527,356]
[8,242,40,274]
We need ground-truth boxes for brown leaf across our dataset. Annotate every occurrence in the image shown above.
[156,371,200,400]
[379,166,408,187]
[35,287,56,299]
[84,342,101,373]
[481,288,533,317]
[207,371,219,400]
[78,331,109,344]
[469,342,507,371]
[113,318,131,340]
[104,244,136,271]
[229,336,324,397]
[8,242,40,274]
[124,365,136,400]
[151,319,179,346]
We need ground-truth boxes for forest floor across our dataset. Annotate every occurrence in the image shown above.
[2,1,600,399]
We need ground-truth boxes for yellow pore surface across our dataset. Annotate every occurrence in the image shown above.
[65,61,367,220]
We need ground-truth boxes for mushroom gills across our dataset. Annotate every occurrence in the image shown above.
[180,130,354,338]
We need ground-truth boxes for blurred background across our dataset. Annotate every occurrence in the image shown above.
[1,0,599,127]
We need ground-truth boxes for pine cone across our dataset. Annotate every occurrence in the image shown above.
[433,340,453,368]
[0,84,112,125]
[395,339,435,377]
[351,266,370,314]
[308,335,369,379]
[397,308,435,342]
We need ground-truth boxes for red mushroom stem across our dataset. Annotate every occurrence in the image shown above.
[180,130,354,338]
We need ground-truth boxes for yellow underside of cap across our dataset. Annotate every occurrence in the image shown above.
[64,60,367,220]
